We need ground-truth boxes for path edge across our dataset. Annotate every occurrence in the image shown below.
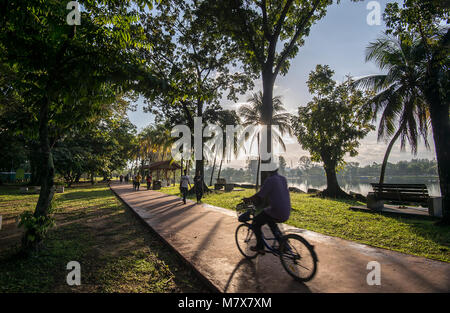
[109,185,222,293]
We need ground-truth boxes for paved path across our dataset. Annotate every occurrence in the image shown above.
[111,184,450,293]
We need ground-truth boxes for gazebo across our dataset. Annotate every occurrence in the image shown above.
[141,160,181,187]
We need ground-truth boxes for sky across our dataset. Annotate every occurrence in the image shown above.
[127,0,437,168]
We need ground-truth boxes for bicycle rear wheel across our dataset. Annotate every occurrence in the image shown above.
[235,224,258,259]
[279,234,317,282]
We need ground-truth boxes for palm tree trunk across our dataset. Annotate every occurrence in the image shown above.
[209,154,217,186]
[256,134,260,190]
[378,124,404,196]
[256,156,260,191]
[180,157,183,178]
[217,158,223,180]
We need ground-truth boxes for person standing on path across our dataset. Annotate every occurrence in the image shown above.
[146,174,152,190]
[194,170,204,204]
[180,170,191,204]
[136,173,142,191]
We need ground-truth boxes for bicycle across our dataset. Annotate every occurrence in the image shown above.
[235,201,318,282]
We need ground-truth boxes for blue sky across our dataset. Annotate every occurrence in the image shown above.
[127,0,437,167]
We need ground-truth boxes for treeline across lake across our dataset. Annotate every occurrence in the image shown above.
[209,158,438,185]
[331,159,438,179]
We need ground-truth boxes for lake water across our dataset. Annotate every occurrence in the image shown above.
[231,176,441,197]
[286,176,441,197]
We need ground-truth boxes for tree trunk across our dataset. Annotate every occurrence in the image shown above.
[427,87,450,224]
[217,158,223,180]
[209,154,216,186]
[256,156,260,191]
[29,142,42,186]
[260,67,275,185]
[255,133,261,190]
[180,157,183,178]
[34,98,55,217]
[75,172,81,183]
[322,160,348,198]
[421,29,449,224]
[24,97,55,250]
[378,125,403,193]
[194,100,207,192]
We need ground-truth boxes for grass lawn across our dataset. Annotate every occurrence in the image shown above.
[0,183,209,293]
[160,186,450,262]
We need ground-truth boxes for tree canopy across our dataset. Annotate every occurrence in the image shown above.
[292,65,374,197]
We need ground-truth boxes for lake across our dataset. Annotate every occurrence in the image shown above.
[227,175,441,197]
[286,176,441,197]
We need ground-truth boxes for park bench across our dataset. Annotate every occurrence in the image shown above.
[224,183,234,192]
[153,180,161,190]
[19,186,29,194]
[367,183,430,210]
[214,178,226,190]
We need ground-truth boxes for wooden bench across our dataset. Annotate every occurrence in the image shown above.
[214,178,227,190]
[224,183,234,192]
[368,183,429,207]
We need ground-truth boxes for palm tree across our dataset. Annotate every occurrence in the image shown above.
[138,123,174,179]
[203,108,241,186]
[238,91,292,189]
[355,35,430,190]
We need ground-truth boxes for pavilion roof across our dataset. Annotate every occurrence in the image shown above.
[142,160,181,171]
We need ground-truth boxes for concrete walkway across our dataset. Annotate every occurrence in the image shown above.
[110,184,450,293]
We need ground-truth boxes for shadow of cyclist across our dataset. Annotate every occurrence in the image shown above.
[224,257,312,293]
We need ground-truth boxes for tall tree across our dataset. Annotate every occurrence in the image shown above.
[54,112,137,186]
[383,0,449,223]
[292,65,374,198]
[203,107,241,185]
[355,35,430,190]
[0,0,158,248]
[141,0,253,182]
[238,91,292,188]
[198,0,355,183]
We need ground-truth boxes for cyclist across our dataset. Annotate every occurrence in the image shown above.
[243,168,291,255]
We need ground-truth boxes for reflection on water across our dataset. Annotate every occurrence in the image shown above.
[286,176,441,197]
[231,176,441,196]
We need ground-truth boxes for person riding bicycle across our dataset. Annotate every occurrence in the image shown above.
[243,168,291,255]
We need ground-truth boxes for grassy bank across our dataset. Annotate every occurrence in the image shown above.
[0,184,209,293]
[160,186,450,262]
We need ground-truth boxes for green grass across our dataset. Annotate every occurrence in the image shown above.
[160,186,450,262]
[0,184,209,293]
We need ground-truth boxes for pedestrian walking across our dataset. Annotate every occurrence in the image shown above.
[146,174,152,190]
[179,170,191,204]
[194,170,203,204]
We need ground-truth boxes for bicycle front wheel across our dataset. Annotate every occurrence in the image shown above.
[235,224,258,259]
[279,234,318,282]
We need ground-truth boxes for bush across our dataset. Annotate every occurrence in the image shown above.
[18,209,56,251]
